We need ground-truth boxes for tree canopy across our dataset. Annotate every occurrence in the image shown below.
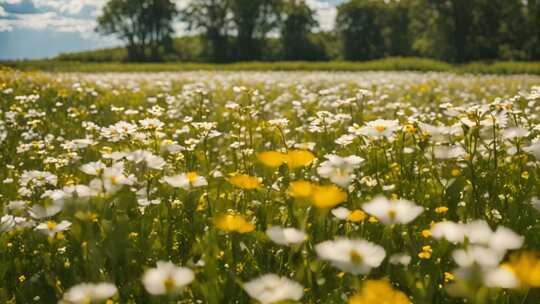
[96,0,177,62]
[96,0,540,62]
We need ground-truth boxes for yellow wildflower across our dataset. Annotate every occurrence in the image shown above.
[228,174,261,190]
[311,185,348,209]
[349,279,411,304]
[368,216,378,223]
[435,206,448,214]
[347,210,367,222]
[288,180,314,198]
[257,151,287,168]
[451,168,461,177]
[444,272,454,283]
[404,124,416,133]
[505,251,540,287]
[215,214,255,233]
[418,245,432,259]
[257,150,315,169]
[285,150,315,168]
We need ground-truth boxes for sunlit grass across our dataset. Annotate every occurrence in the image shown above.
[0,70,540,303]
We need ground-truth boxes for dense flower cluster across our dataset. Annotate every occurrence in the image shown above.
[0,70,540,303]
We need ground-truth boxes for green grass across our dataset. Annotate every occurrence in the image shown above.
[2,57,540,75]
[1,69,540,304]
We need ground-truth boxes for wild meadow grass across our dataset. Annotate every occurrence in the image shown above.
[4,58,540,75]
[1,70,540,303]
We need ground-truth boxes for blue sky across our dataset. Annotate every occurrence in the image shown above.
[0,0,342,60]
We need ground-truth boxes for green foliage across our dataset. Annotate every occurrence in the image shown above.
[336,0,386,61]
[8,57,540,75]
[96,0,178,62]
[84,0,540,63]
[1,69,540,303]
[230,0,282,61]
[281,0,326,61]
[182,0,232,63]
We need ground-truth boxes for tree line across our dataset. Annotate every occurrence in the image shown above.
[96,0,540,63]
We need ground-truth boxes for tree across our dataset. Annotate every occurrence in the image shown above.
[183,0,232,63]
[526,0,540,59]
[96,0,177,62]
[384,0,412,57]
[230,0,281,61]
[407,0,454,61]
[465,0,527,61]
[336,0,386,61]
[280,0,325,60]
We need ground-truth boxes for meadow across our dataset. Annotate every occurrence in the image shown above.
[4,58,540,75]
[1,69,540,303]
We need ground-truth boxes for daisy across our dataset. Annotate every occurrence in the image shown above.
[431,221,465,244]
[100,121,137,142]
[483,266,519,289]
[60,282,117,304]
[163,172,207,190]
[243,274,303,304]
[531,196,540,212]
[100,162,135,194]
[431,145,465,160]
[142,261,194,295]
[317,154,364,188]
[28,203,63,219]
[502,127,529,140]
[35,220,72,237]
[524,142,540,159]
[266,226,307,246]
[362,196,423,225]
[315,238,386,274]
[0,214,32,231]
[356,119,400,139]
[19,170,57,187]
[127,150,166,170]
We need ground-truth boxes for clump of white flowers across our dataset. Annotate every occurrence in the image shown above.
[315,238,386,274]
[266,226,307,246]
[163,172,208,190]
[142,261,194,295]
[362,196,423,225]
[60,282,117,304]
[243,274,304,304]
[317,154,364,188]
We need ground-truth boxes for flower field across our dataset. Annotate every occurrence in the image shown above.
[1,70,540,303]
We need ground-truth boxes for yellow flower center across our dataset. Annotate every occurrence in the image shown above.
[388,209,397,220]
[375,125,387,132]
[163,277,175,292]
[186,172,198,183]
[47,220,57,231]
[350,250,363,264]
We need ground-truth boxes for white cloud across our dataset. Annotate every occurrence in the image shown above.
[0,11,98,38]
[30,0,107,15]
[0,0,338,35]
[0,5,8,17]
[0,0,22,4]
[306,0,337,31]
[0,22,14,31]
